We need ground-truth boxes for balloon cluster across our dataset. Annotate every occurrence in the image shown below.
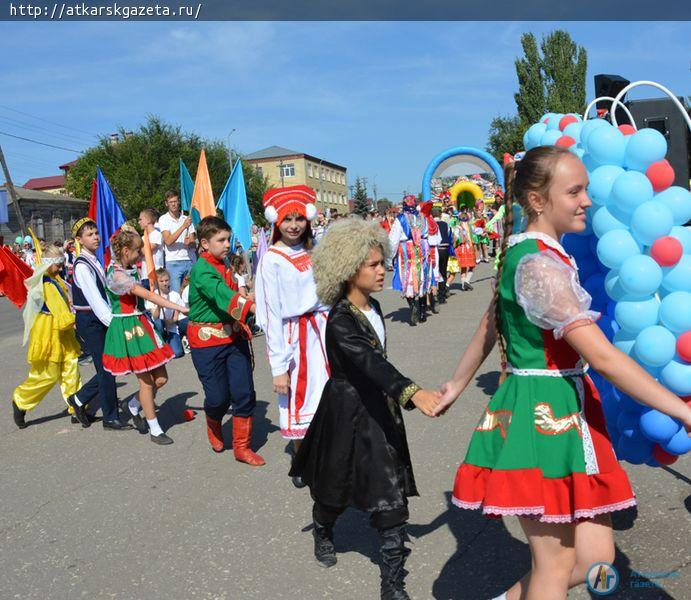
[523,112,691,467]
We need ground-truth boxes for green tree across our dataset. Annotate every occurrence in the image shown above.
[513,33,546,126]
[540,30,587,115]
[376,198,392,213]
[486,115,525,162]
[351,177,370,217]
[66,116,269,223]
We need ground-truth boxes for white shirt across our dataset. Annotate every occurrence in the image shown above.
[139,227,164,280]
[361,306,385,347]
[146,289,182,334]
[73,249,113,326]
[181,285,189,307]
[234,273,247,289]
[158,212,195,262]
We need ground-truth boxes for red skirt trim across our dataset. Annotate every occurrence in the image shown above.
[103,344,174,376]
[452,464,636,523]
[454,244,476,268]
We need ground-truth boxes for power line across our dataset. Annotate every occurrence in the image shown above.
[0,104,97,137]
[0,114,95,146]
[0,130,82,153]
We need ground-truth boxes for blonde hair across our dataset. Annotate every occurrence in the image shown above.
[42,245,64,260]
[313,217,389,306]
[494,145,573,369]
[110,226,142,263]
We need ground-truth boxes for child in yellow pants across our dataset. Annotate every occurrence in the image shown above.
[12,245,83,428]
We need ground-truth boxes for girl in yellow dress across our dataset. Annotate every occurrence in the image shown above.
[12,245,83,429]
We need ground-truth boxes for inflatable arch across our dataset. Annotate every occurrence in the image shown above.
[449,180,484,208]
[421,146,504,202]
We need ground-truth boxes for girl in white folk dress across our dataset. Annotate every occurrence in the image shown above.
[254,185,330,487]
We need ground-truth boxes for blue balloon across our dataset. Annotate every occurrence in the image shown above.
[613,329,637,355]
[580,118,608,147]
[639,410,680,443]
[540,129,563,147]
[618,391,646,413]
[563,121,583,142]
[525,122,548,150]
[669,225,691,253]
[597,229,641,270]
[584,272,608,306]
[655,186,691,226]
[634,326,677,367]
[660,359,691,395]
[661,427,691,455]
[624,128,668,172]
[618,410,644,438]
[561,233,592,259]
[610,170,654,215]
[615,297,660,334]
[588,165,625,204]
[598,313,617,342]
[592,206,627,239]
[630,201,674,246]
[661,255,691,293]
[646,456,662,467]
[618,254,663,297]
[618,435,653,464]
[586,124,627,167]
[604,270,626,301]
[547,114,565,131]
[540,112,557,125]
[569,146,585,160]
[659,291,691,333]
[582,154,602,174]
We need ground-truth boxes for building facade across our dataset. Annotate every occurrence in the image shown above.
[245,146,349,215]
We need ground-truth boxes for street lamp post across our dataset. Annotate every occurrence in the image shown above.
[227,129,236,171]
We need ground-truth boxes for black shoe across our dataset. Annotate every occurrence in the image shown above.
[12,401,27,429]
[131,412,149,434]
[407,299,419,326]
[150,432,174,445]
[66,395,90,428]
[418,299,427,323]
[465,282,474,291]
[429,294,439,314]
[292,475,307,489]
[313,522,337,568]
[103,418,133,431]
[379,524,411,600]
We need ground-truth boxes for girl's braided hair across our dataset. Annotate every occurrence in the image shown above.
[110,225,141,263]
[492,145,574,370]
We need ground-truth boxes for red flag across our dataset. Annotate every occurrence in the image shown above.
[88,178,97,221]
[0,246,33,308]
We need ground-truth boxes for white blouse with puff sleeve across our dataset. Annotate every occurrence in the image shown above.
[514,249,600,339]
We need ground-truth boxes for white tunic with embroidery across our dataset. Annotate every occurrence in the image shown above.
[255,244,330,439]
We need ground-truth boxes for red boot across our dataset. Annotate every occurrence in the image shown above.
[206,416,224,453]
[232,416,266,466]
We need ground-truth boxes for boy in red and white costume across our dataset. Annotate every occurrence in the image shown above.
[254,185,330,487]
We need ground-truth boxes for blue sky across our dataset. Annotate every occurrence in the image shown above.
[1,21,689,200]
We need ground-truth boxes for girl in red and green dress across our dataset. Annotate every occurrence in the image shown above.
[433,146,691,600]
[103,228,189,445]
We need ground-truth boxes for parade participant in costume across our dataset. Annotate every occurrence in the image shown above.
[103,228,188,445]
[452,210,476,291]
[388,195,429,326]
[485,191,505,259]
[433,206,452,304]
[291,219,439,600]
[12,245,82,429]
[433,146,691,600]
[255,185,330,486]
[187,216,262,465]
[472,200,490,263]
[71,218,130,430]
[419,201,441,315]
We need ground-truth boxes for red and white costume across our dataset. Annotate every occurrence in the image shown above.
[254,186,330,439]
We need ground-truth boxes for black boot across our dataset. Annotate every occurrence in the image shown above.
[313,521,337,568]
[12,400,27,429]
[379,524,411,600]
[407,298,419,326]
[437,281,447,304]
[419,298,427,323]
[429,292,439,314]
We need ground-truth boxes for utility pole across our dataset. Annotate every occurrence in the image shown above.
[279,159,285,187]
[0,144,27,236]
[372,175,378,211]
[318,159,324,213]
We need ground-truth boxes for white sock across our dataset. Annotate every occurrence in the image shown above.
[147,418,164,436]
[460,272,467,283]
[491,594,507,600]
[466,271,473,284]
[127,396,141,416]
[73,395,84,407]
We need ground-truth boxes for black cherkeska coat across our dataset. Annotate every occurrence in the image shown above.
[290,296,420,513]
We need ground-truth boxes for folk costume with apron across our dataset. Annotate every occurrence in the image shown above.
[453,232,636,522]
[255,185,330,440]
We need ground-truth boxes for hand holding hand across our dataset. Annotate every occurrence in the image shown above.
[412,389,441,417]
[273,373,290,396]
[179,305,190,315]
[431,380,463,416]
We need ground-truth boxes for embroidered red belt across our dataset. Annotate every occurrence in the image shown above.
[294,312,330,423]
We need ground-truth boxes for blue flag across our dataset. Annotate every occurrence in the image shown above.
[216,160,253,251]
[180,159,195,213]
[95,166,126,266]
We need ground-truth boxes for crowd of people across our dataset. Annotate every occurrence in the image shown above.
[3,152,691,600]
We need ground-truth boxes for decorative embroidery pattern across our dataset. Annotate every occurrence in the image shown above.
[198,324,232,341]
[124,325,145,341]
[575,377,600,475]
[534,403,582,436]
[399,383,421,407]
[475,408,512,439]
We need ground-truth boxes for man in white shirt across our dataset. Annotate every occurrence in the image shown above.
[157,190,196,292]
[138,208,164,290]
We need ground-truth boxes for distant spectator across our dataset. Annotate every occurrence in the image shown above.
[146,268,185,358]
[157,191,196,292]
[138,208,164,290]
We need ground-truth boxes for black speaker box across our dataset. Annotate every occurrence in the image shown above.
[594,74,630,123]
[626,97,690,190]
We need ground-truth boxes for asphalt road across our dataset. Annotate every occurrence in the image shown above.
[1,266,689,600]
